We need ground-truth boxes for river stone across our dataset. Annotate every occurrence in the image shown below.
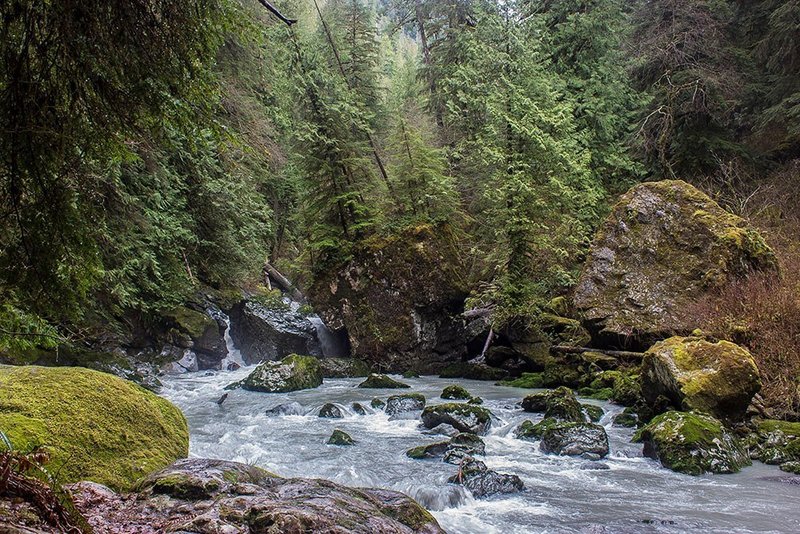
[447,458,524,498]
[163,306,227,370]
[328,429,355,446]
[633,411,750,475]
[319,357,371,378]
[441,384,472,400]
[236,354,322,393]
[370,397,386,409]
[583,404,605,422]
[71,458,444,533]
[522,387,585,422]
[613,411,639,428]
[229,300,321,364]
[357,373,411,389]
[540,422,610,458]
[406,441,451,460]
[385,393,426,416]
[443,433,486,464]
[319,403,344,418]
[421,404,492,435]
[265,402,305,417]
[351,402,368,415]
[574,180,777,346]
[641,335,761,421]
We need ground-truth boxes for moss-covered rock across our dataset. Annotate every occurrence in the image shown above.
[540,422,610,458]
[613,410,639,428]
[319,357,371,378]
[538,313,592,347]
[421,404,492,435]
[406,441,450,459]
[441,384,472,400]
[583,404,605,422]
[574,180,778,346]
[327,429,355,446]
[447,458,524,498]
[633,411,750,475]
[163,306,226,369]
[370,397,386,409]
[611,372,642,407]
[357,373,410,389]
[780,461,800,474]
[385,393,426,416]
[467,396,483,405]
[0,365,188,490]
[522,387,585,423]
[514,418,559,441]
[498,372,544,389]
[641,336,761,420]
[542,361,584,388]
[236,354,323,393]
[308,224,469,372]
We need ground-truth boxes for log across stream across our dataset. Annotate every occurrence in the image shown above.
[160,368,800,534]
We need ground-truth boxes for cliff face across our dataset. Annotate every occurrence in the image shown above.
[309,224,469,372]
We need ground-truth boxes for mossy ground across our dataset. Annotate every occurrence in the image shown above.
[0,365,188,491]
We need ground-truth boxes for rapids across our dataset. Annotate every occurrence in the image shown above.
[160,368,800,533]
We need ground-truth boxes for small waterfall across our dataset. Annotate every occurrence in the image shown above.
[220,315,246,370]
[308,315,348,357]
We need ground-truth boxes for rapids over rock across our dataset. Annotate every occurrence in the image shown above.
[160,367,800,534]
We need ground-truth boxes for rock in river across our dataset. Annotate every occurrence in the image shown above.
[234,354,323,393]
[540,422,610,458]
[265,402,305,417]
[386,393,426,416]
[229,300,321,364]
[447,458,524,498]
[421,403,492,435]
[357,373,411,389]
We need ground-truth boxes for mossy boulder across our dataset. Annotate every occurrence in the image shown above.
[357,373,410,389]
[538,313,592,347]
[441,384,472,400]
[370,398,386,409]
[574,180,778,346]
[633,411,750,475]
[406,441,450,460]
[421,404,492,435]
[613,410,639,428]
[308,224,469,372]
[780,461,800,474]
[163,306,227,370]
[514,418,559,441]
[521,387,585,422]
[583,404,605,422]
[327,429,355,446]
[753,420,800,466]
[641,336,761,420]
[319,357,371,378]
[0,365,188,490]
[447,458,524,498]
[611,372,642,407]
[236,354,323,393]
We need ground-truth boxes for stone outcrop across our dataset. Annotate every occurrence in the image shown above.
[309,224,469,372]
[574,180,777,347]
[0,365,188,491]
[162,306,228,370]
[230,300,321,365]
[641,335,761,421]
[70,459,445,533]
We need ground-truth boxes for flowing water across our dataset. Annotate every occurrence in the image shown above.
[160,368,800,534]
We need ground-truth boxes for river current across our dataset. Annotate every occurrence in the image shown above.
[160,367,800,534]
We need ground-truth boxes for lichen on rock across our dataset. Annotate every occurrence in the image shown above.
[0,365,188,491]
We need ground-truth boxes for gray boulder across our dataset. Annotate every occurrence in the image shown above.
[230,301,321,364]
[447,458,524,498]
[421,404,492,435]
[265,402,305,416]
[540,422,610,458]
[385,393,426,416]
[234,354,322,393]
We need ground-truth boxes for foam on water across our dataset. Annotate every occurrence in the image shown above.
[160,370,800,534]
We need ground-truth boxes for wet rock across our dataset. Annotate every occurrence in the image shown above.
[540,422,610,458]
[467,396,484,405]
[370,397,386,409]
[441,384,472,400]
[633,411,750,475]
[357,373,411,389]
[406,442,451,460]
[641,335,761,421]
[403,369,421,378]
[580,462,611,470]
[229,300,321,364]
[319,403,344,419]
[265,402,305,417]
[386,393,426,416]
[422,424,460,438]
[328,429,355,446]
[163,306,228,370]
[613,410,639,428]
[443,433,486,464]
[421,404,492,435]
[498,372,544,389]
[439,361,510,381]
[447,458,524,498]
[574,180,777,347]
[514,419,553,441]
[351,402,368,415]
[215,392,228,406]
[71,458,444,533]
[319,357,371,378]
[234,354,322,393]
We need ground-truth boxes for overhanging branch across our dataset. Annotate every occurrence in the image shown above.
[256,0,297,26]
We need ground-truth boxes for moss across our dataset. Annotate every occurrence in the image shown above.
[514,418,559,441]
[757,420,800,438]
[150,472,220,500]
[545,296,570,316]
[0,365,188,491]
[583,404,605,422]
[439,362,508,381]
[402,369,420,378]
[357,374,410,389]
[468,397,483,405]
[370,398,386,409]
[611,372,642,407]
[542,362,583,388]
[633,411,749,475]
[239,354,323,393]
[780,461,800,475]
[327,430,355,446]
[405,441,449,459]
[441,385,472,400]
[613,410,639,428]
[586,388,615,401]
[538,313,591,347]
[498,372,544,389]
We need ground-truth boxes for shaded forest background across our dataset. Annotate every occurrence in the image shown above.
[1,0,798,408]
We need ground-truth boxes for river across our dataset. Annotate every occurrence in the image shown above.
[160,367,800,533]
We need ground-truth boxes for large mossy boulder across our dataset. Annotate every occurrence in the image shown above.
[642,336,761,421]
[319,357,371,378]
[522,387,585,422]
[229,301,321,365]
[0,365,188,490]
[308,224,469,373]
[633,411,750,475]
[72,458,445,533]
[163,306,227,370]
[421,404,492,435]
[236,354,323,393]
[574,180,777,346]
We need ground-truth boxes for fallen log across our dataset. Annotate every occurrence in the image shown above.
[550,345,645,361]
[263,262,306,304]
